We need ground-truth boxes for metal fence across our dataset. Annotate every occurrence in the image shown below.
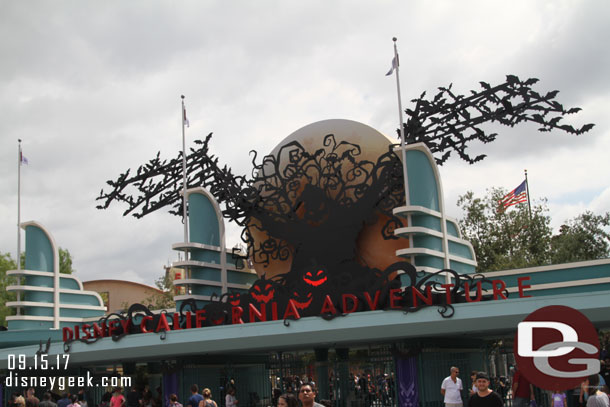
[267,346,398,407]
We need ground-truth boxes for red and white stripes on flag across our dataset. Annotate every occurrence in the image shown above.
[499,180,528,209]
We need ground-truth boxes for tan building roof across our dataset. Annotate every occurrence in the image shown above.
[83,279,163,314]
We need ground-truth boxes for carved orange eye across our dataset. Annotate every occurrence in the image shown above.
[265,284,271,290]
[317,270,324,276]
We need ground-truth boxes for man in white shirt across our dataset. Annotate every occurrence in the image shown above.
[441,366,464,407]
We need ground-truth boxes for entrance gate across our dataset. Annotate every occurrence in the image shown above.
[417,348,488,407]
[268,346,398,407]
[181,363,271,407]
[177,344,489,407]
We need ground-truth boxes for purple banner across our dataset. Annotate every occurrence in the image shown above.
[163,372,179,407]
[396,357,419,407]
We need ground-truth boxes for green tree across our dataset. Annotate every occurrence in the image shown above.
[458,189,610,271]
[143,272,176,310]
[0,252,18,326]
[457,188,552,272]
[0,248,75,325]
[550,211,610,264]
[59,248,75,274]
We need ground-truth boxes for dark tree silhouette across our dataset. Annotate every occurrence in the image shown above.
[97,75,592,222]
[96,75,592,285]
[402,75,593,164]
[88,75,597,330]
[99,133,406,284]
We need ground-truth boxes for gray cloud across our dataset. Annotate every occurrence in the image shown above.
[1,0,608,285]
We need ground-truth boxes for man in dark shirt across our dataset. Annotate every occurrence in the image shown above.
[39,392,57,407]
[187,384,204,407]
[126,387,141,407]
[468,372,503,407]
[56,393,71,407]
[601,360,610,392]
[77,389,87,407]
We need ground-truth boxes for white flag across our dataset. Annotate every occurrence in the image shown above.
[183,106,190,128]
[386,56,398,76]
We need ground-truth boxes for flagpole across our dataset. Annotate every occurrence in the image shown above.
[181,95,189,246]
[391,37,414,266]
[524,169,532,219]
[16,139,22,315]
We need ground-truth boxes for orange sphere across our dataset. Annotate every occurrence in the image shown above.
[250,119,407,281]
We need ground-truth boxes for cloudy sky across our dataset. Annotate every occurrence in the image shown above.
[1,1,609,287]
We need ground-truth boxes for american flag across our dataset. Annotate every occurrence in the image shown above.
[499,180,528,209]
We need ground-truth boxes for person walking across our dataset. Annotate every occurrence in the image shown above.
[225,388,238,407]
[57,394,71,407]
[552,389,567,407]
[298,383,324,407]
[26,388,40,407]
[67,395,80,407]
[512,367,534,407]
[39,393,57,407]
[277,393,298,407]
[441,367,464,407]
[187,385,204,407]
[125,387,140,407]
[469,372,478,396]
[468,372,503,407]
[75,389,87,407]
[584,374,609,407]
[199,388,217,407]
[497,377,508,402]
[110,388,125,407]
[169,394,183,407]
[100,390,113,407]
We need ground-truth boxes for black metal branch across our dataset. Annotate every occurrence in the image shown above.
[402,75,594,165]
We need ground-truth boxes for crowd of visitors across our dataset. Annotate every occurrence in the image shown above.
[7,355,610,407]
[273,371,394,406]
[7,385,165,407]
[8,387,90,407]
[439,360,610,407]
